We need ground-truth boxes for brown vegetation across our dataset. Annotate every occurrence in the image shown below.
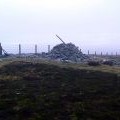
[0,61,120,120]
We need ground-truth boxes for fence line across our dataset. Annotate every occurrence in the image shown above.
[1,44,120,56]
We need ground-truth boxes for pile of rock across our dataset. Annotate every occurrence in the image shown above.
[48,43,88,62]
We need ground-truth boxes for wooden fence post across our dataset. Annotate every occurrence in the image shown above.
[19,44,21,55]
[35,44,37,54]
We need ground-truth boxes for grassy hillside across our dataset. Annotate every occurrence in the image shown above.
[0,61,120,120]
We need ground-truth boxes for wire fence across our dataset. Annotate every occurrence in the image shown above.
[1,44,120,56]
[2,44,54,54]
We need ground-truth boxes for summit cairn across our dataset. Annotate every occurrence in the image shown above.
[48,35,88,62]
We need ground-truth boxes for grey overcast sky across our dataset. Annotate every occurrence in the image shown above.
[0,0,120,54]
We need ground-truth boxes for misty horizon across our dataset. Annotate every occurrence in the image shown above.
[1,42,119,55]
[0,0,120,54]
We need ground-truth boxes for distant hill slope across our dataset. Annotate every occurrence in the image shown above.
[0,61,120,120]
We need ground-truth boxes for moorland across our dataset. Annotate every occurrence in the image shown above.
[0,60,120,120]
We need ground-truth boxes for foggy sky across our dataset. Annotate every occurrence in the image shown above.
[0,0,120,54]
